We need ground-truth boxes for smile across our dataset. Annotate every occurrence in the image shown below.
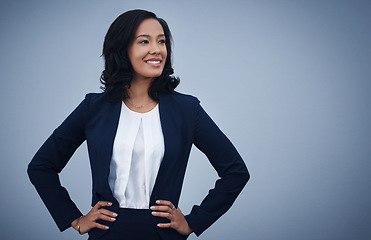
[145,60,161,64]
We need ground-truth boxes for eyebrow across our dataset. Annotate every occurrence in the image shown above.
[136,34,165,39]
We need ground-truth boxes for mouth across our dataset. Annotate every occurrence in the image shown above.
[144,58,162,65]
[145,60,161,64]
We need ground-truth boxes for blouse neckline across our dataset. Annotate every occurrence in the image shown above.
[122,101,159,116]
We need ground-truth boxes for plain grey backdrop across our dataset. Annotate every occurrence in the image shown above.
[1,0,370,239]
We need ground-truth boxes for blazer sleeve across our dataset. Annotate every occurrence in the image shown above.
[184,102,250,236]
[27,95,89,231]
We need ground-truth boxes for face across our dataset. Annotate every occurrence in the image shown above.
[127,18,167,81]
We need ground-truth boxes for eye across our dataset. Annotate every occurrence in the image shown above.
[158,39,166,44]
[138,40,149,44]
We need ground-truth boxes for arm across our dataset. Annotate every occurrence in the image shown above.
[184,103,250,236]
[27,96,88,231]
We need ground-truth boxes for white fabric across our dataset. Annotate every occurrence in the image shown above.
[108,103,164,209]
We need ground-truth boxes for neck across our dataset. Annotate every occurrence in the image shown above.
[125,77,157,112]
[127,77,153,101]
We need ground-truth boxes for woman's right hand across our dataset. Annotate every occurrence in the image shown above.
[71,201,118,234]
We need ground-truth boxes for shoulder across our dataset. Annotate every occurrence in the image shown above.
[160,91,200,106]
[84,92,120,106]
[159,91,201,119]
[84,92,106,102]
[81,92,120,116]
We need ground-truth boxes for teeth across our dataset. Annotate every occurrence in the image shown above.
[147,61,160,64]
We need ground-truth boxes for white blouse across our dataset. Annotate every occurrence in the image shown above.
[108,102,165,209]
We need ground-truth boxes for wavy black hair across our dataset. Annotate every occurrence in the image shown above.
[100,9,179,101]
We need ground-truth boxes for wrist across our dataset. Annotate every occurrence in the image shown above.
[181,220,193,236]
[185,225,193,235]
[71,216,83,233]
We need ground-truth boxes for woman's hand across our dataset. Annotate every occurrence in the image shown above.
[71,201,118,234]
[151,200,193,236]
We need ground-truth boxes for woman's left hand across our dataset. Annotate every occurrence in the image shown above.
[151,200,193,236]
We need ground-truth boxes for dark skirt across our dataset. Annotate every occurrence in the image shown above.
[88,208,162,240]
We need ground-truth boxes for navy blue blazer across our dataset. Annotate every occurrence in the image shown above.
[28,91,249,239]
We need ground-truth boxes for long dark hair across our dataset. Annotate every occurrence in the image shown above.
[100,9,179,101]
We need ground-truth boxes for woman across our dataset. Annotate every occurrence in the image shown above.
[28,9,249,240]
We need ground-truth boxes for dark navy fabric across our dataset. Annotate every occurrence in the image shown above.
[88,208,163,240]
[28,92,249,239]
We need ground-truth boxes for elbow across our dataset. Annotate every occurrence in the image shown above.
[230,156,250,186]
[240,164,250,186]
[27,161,33,177]
[27,161,37,183]
[27,157,52,184]
[243,169,250,184]
[230,163,250,189]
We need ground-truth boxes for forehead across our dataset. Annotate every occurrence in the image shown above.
[135,18,164,36]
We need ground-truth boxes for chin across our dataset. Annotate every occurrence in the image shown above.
[150,71,164,78]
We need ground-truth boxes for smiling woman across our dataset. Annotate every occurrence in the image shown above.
[128,18,167,80]
[27,9,249,240]
[100,10,178,104]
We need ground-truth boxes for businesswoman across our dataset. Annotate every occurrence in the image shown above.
[28,9,249,240]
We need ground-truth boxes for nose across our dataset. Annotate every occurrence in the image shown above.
[149,43,160,55]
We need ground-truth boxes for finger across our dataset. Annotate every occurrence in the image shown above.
[98,208,119,217]
[97,214,117,222]
[156,200,172,206]
[93,201,113,210]
[157,222,172,229]
[155,200,175,209]
[93,222,110,231]
[151,211,172,219]
[150,205,173,212]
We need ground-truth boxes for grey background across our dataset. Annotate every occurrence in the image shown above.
[1,0,370,239]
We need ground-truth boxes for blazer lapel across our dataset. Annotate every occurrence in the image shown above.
[86,95,122,239]
[150,93,180,204]
[87,97,122,192]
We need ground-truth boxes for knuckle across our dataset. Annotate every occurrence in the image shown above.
[94,213,101,220]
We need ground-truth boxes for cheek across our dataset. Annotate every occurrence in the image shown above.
[128,46,144,62]
[164,47,168,57]
[130,52,144,67]
[163,48,168,62]
[127,50,135,66]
